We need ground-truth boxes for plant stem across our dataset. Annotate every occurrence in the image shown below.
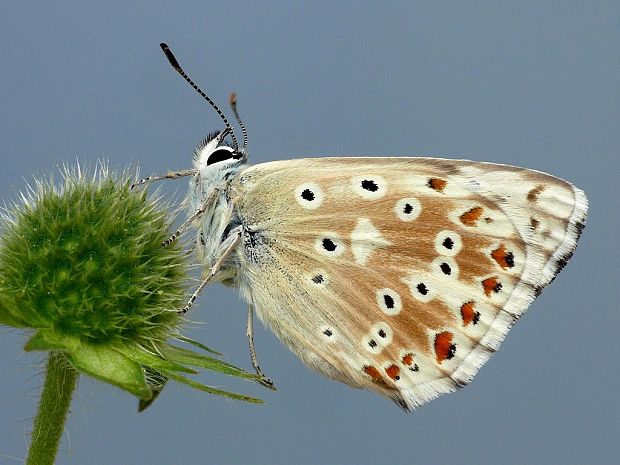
[27,352,78,465]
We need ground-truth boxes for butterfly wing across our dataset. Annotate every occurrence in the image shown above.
[229,157,587,410]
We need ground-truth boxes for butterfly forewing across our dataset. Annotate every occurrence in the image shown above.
[230,157,587,410]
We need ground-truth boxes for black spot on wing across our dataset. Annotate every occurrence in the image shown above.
[301,189,315,201]
[322,238,337,252]
[361,179,379,192]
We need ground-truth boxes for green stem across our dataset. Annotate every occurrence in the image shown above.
[26,352,79,465]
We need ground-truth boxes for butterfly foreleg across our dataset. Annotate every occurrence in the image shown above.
[130,169,197,190]
[246,303,276,390]
[180,226,242,314]
[162,189,218,247]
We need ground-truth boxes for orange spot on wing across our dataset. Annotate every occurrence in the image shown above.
[385,364,401,381]
[428,177,447,192]
[363,365,382,381]
[402,353,414,366]
[459,206,483,226]
[491,244,515,269]
[434,332,456,363]
[460,301,480,326]
[482,277,502,296]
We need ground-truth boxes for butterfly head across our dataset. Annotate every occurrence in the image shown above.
[189,128,246,216]
[193,129,246,173]
[159,43,250,175]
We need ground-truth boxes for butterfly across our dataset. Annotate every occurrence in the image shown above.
[135,43,588,411]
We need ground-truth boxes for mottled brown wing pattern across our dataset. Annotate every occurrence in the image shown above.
[230,157,587,410]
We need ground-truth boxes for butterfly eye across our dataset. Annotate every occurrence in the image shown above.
[206,147,236,165]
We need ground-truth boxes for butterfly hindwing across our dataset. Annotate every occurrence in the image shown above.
[230,157,587,410]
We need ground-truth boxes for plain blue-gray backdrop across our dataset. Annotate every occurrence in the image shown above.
[1,2,618,464]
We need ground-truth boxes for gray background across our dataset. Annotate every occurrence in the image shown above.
[0,1,618,464]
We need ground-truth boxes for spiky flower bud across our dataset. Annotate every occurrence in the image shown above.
[0,164,261,406]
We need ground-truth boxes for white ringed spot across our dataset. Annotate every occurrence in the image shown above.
[307,269,330,287]
[376,288,402,316]
[363,334,384,355]
[314,232,345,257]
[363,322,394,354]
[350,175,387,200]
[431,256,459,280]
[295,182,324,210]
[320,325,338,343]
[434,230,462,257]
[394,197,422,222]
[371,322,393,347]
[404,275,435,303]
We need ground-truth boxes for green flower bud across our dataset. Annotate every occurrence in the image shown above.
[0,164,262,406]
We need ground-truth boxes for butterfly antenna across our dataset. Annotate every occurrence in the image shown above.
[216,126,232,145]
[160,43,239,151]
[229,92,248,150]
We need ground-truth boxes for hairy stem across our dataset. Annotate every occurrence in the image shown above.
[27,352,78,465]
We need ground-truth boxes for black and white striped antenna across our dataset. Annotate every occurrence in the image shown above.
[160,43,239,152]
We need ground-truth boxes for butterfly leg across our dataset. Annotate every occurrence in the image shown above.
[246,303,276,390]
[162,190,218,247]
[180,228,242,313]
[131,169,197,190]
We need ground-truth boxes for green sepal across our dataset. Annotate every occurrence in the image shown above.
[175,335,222,355]
[161,369,263,404]
[161,344,260,380]
[115,344,197,375]
[64,344,152,399]
[0,291,49,328]
[24,331,80,352]
[0,297,29,327]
